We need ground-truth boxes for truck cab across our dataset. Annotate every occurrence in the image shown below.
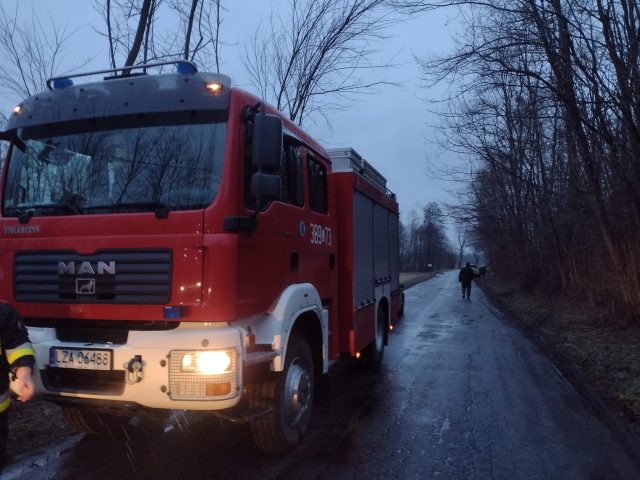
[0,61,399,453]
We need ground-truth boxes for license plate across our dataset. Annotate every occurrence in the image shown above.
[50,348,113,370]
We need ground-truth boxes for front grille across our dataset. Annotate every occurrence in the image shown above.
[41,367,126,395]
[24,318,180,344]
[14,250,172,304]
[56,327,129,344]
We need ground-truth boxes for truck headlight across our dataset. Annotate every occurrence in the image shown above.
[181,351,232,375]
[169,349,239,401]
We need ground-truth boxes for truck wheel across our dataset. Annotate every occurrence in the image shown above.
[250,333,314,453]
[62,406,129,434]
[362,305,386,367]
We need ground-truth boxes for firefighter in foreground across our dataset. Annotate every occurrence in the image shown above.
[0,304,35,470]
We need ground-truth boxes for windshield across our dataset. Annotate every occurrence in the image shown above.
[2,116,227,217]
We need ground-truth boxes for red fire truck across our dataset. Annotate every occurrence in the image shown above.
[0,61,402,453]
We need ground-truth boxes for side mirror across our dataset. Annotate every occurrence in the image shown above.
[252,114,282,170]
[250,171,281,202]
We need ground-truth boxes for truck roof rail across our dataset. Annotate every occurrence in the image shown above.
[46,60,199,91]
[328,147,393,196]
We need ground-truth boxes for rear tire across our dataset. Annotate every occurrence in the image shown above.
[250,333,314,453]
[398,291,405,317]
[62,406,129,434]
[362,305,386,367]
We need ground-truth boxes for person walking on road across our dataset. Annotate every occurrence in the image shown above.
[459,262,475,300]
[0,304,35,472]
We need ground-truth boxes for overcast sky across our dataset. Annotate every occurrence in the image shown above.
[1,0,465,231]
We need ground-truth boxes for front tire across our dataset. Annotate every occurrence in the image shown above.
[250,333,314,453]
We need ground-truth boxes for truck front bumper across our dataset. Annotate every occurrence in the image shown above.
[29,322,246,411]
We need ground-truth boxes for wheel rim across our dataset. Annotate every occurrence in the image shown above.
[283,357,312,427]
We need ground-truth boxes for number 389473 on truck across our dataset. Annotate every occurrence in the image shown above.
[0,61,403,453]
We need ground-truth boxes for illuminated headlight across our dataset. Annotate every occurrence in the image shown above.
[181,351,232,375]
[169,349,239,401]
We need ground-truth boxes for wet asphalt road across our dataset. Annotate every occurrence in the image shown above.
[6,270,640,479]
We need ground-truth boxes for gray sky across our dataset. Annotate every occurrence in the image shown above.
[1,0,464,229]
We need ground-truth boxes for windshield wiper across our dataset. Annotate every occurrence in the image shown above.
[83,201,171,219]
[5,202,83,224]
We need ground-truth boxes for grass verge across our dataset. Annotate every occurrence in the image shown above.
[478,274,640,427]
[399,271,436,289]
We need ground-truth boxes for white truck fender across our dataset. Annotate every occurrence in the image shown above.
[237,283,329,373]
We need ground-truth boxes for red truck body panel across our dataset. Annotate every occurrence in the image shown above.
[331,149,400,356]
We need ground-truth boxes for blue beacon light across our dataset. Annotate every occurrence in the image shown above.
[176,63,197,75]
[52,78,74,90]
[163,306,183,319]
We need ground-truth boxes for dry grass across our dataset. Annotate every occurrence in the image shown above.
[479,274,640,422]
[399,271,436,288]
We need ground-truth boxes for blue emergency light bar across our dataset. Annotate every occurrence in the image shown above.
[47,60,199,90]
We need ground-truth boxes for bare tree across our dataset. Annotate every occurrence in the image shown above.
[123,0,154,67]
[93,0,225,71]
[454,221,467,268]
[0,4,80,124]
[404,0,640,321]
[243,0,396,126]
[400,204,455,271]
[164,0,225,70]
[92,0,157,69]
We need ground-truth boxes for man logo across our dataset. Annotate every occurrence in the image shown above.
[76,278,96,295]
[58,261,116,276]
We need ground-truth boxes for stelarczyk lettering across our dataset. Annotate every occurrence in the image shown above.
[3,225,41,235]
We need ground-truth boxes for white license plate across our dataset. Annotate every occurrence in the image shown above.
[50,348,112,370]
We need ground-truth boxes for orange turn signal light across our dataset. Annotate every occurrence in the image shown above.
[206,382,231,396]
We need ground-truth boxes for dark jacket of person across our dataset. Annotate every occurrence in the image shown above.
[0,305,35,414]
[458,264,475,285]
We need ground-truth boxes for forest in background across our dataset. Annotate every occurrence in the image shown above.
[405,0,640,324]
[400,202,457,273]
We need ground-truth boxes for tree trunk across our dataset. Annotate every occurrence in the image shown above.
[123,0,153,69]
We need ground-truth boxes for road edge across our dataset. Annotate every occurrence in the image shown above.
[479,283,640,469]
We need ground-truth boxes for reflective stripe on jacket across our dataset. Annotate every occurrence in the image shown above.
[0,392,9,414]
[0,305,36,401]
[4,342,35,366]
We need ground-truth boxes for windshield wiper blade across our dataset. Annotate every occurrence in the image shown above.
[5,203,83,224]
[33,202,82,214]
[84,201,171,219]
[117,201,171,219]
